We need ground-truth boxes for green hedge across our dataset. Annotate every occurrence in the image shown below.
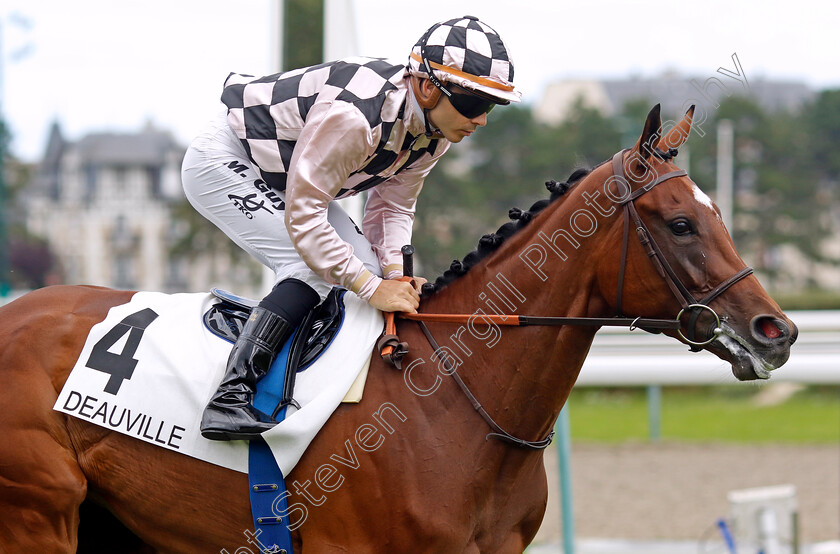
[566,386,840,443]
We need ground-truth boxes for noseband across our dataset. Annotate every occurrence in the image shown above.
[611,149,753,349]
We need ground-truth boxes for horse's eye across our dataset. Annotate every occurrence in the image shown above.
[669,219,693,236]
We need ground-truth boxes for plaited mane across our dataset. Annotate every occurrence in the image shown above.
[421,168,591,297]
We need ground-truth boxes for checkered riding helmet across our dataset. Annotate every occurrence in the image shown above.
[408,16,521,104]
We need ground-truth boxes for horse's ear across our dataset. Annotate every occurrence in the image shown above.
[658,105,695,150]
[626,104,662,178]
[636,103,661,159]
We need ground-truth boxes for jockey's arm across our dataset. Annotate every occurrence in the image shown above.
[284,101,435,312]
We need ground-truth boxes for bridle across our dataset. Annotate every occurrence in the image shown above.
[382,149,754,449]
[610,149,753,350]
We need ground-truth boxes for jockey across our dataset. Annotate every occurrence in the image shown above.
[182,15,520,441]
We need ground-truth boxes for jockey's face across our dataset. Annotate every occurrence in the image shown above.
[426,91,488,143]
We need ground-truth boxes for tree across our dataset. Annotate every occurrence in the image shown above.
[685,93,838,288]
[413,91,840,293]
[8,235,59,288]
[804,89,840,183]
[283,0,323,70]
[0,119,62,289]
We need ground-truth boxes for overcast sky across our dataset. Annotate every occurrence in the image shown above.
[3,0,838,162]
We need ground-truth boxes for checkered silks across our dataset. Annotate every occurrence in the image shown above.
[221,58,442,195]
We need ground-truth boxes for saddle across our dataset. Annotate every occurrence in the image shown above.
[203,287,346,416]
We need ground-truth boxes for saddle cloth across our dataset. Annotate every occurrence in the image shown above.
[53,290,383,475]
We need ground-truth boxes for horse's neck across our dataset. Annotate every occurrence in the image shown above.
[418,189,613,445]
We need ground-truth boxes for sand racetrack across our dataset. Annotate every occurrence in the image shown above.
[534,442,839,545]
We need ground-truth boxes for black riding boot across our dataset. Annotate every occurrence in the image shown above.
[200,306,292,441]
[200,278,321,441]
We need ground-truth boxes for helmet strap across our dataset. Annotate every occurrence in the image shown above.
[422,108,444,138]
[417,23,453,103]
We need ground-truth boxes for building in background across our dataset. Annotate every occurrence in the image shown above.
[17,2,361,297]
[24,122,187,291]
[23,120,268,295]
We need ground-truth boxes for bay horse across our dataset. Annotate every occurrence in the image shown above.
[0,105,796,553]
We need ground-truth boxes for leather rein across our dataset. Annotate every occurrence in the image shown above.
[382,149,754,449]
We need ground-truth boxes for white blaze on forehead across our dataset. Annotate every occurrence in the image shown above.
[690,183,717,214]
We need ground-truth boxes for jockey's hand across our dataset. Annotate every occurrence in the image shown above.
[369,279,421,313]
[409,276,428,294]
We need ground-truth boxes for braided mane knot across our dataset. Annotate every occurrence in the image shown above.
[545,179,570,196]
[478,233,504,252]
[508,207,532,222]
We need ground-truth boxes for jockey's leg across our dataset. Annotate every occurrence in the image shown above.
[183,110,381,440]
[200,278,319,441]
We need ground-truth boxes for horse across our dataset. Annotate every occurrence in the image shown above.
[0,105,797,553]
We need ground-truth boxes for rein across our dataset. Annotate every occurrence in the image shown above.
[415,319,555,449]
[382,149,754,449]
[398,313,677,450]
[401,313,679,330]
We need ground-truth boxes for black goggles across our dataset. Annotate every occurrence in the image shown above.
[441,82,502,119]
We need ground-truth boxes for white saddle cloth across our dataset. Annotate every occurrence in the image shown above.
[53,291,383,475]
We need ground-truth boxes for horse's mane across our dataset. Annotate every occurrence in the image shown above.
[421,167,592,298]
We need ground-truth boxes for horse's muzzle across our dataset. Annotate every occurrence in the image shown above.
[718,314,798,381]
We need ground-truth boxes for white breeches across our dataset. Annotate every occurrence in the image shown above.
[181,110,380,300]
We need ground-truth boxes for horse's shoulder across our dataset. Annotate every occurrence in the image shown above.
[0,286,137,394]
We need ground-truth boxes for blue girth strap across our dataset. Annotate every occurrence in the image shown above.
[247,441,292,554]
[247,441,293,554]
[247,332,297,554]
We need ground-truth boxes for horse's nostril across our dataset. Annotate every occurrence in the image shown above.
[751,315,790,344]
[759,318,782,339]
